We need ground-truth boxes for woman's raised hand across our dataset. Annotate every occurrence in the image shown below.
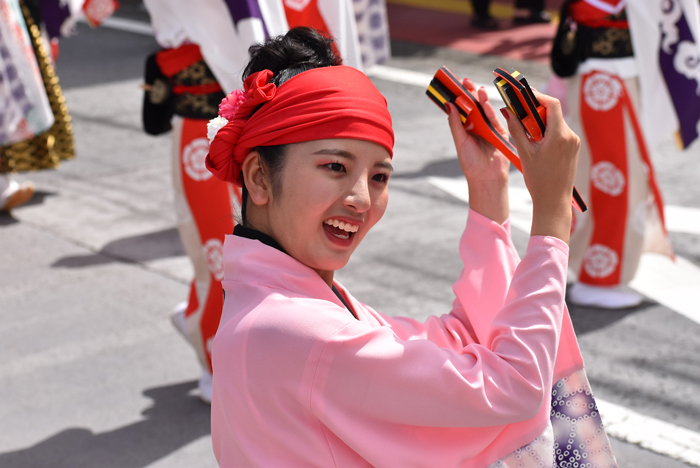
[447,78,511,224]
[503,90,580,244]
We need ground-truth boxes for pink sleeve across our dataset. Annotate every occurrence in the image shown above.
[310,236,570,458]
[452,209,521,343]
[375,209,520,347]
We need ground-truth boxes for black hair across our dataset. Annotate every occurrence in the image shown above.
[239,27,342,226]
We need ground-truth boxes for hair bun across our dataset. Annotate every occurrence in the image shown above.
[244,27,341,86]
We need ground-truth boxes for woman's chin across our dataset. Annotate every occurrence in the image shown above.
[305,255,352,276]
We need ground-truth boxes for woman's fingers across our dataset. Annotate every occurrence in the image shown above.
[446,102,469,149]
[462,77,477,93]
[460,79,506,136]
[477,85,488,102]
[533,90,564,134]
[477,86,508,135]
[502,106,531,151]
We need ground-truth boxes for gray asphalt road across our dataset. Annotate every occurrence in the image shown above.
[1,10,698,468]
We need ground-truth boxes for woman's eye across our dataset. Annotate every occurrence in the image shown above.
[325,162,345,173]
[372,173,389,183]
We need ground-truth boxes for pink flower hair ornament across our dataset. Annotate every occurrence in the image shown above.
[205,70,277,184]
[207,88,247,144]
[219,88,247,120]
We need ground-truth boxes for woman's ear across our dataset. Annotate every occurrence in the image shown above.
[241,151,270,206]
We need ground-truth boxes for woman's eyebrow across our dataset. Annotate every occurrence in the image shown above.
[376,161,393,172]
[313,149,355,159]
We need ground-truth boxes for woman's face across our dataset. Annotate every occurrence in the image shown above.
[266,138,392,279]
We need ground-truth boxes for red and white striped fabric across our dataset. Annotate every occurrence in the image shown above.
[568,72,672,286]
[172,117,240,372]
[565,0,675,288]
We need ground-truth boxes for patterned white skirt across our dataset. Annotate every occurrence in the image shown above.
[489,369,618,468]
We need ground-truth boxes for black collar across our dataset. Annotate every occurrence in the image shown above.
[233,224,287,254]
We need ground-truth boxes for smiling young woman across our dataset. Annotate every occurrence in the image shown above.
[241,138,392,286]
[205,27,617,468]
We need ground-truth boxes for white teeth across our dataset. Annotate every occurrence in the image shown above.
[324,219,359,233]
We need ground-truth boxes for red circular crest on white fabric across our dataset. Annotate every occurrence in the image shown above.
[203,238,225,281]
[583,73,622,112]
[183,138,213,182]
[590,161,625,197]
[583,244,619,278]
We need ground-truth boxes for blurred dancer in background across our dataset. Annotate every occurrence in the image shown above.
[470,0,550,29]
[552,0,700,308]
[141,0,390,403]
[0,0,116,211]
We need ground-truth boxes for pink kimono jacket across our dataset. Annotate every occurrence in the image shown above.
[211,209,585,467]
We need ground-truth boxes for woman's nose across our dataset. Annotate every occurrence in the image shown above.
[345,176,372,212]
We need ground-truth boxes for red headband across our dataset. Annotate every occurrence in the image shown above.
[205,66,394,186]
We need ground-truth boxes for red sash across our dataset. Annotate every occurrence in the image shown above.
[178,119,239,370]
[579,71,668,285]
[569,0,628,28]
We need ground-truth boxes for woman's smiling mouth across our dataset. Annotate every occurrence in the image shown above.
[323,218,359,241]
